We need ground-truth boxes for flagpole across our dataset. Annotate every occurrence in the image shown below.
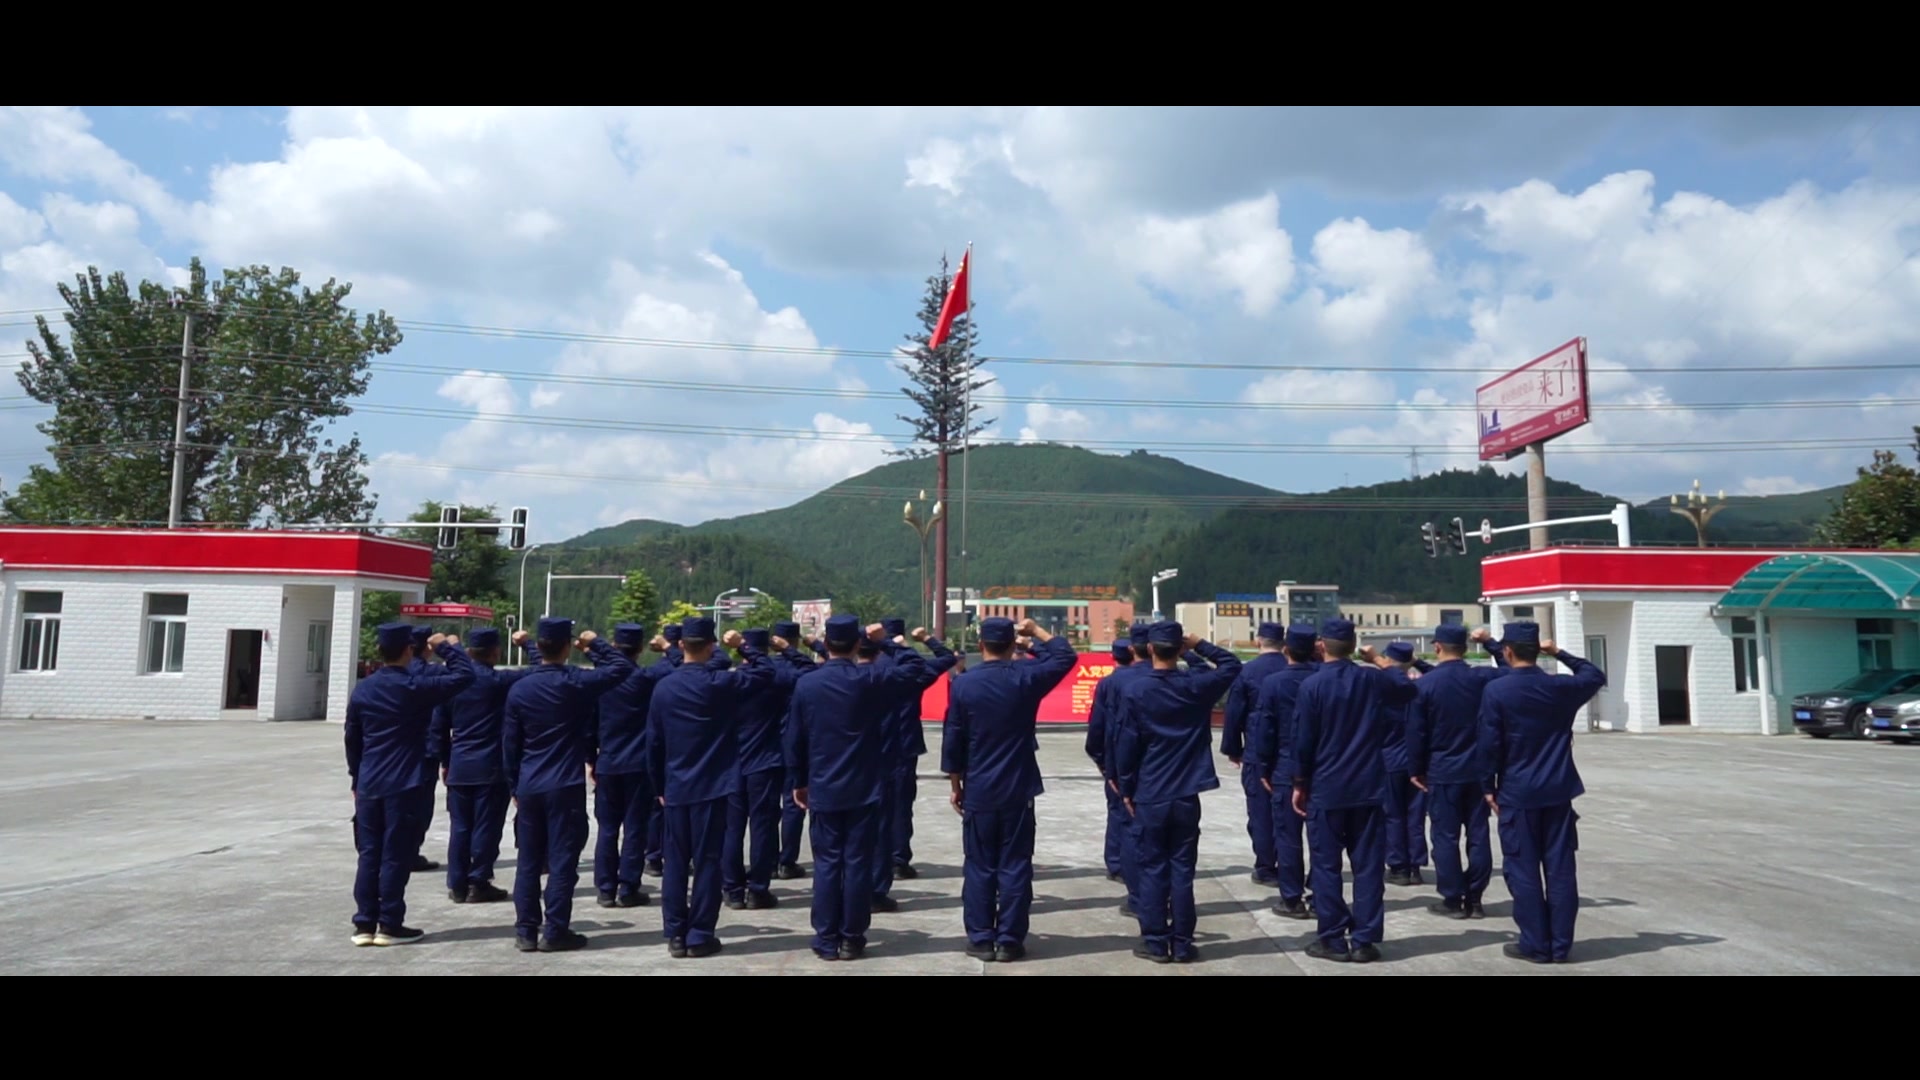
[959,240,973,651]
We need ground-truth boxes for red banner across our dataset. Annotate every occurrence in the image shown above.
[400,603,495,620]
[917,652,1123,723]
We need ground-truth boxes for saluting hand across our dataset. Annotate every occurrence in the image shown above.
[511,629,529,646]
[428,633,448,649]
[865,623,885,641]
[911,627,930,642]
[649,635,668,653]
[723,629,745,650]
[578,630,599,647]
[1181,633,1201,652]
[1541,639,1559,656]
[771,635,790,651]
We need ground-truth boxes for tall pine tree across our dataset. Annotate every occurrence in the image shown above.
[891,254,991,633]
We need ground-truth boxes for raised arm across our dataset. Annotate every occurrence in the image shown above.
[576,635,637,695]
[416,638,478,703]
[1187,639,1243,700]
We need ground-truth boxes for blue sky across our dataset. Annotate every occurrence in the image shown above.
[3,106,1919,543]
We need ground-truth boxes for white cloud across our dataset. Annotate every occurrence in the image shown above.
[1018,401,1094,444]
[1740,476,1807,496]
[1303,217,1439,342]
[1128,193,1295,317]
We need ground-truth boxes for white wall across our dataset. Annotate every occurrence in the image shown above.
[1578,600,1633,732]
[275,585,335,721]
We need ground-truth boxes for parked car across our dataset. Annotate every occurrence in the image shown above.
[1793,670,1920,738]
[1866,692,1920,744]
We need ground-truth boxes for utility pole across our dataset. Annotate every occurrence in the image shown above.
[1524,442,1548,550]
[166,306,194,529]
[1408,446,1420,479]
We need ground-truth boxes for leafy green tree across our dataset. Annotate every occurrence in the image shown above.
[1816,429,1920,548]
[2,259,400,525]
[739,591,787,629]
[835,590,895,626]
[608,569,663,630]
[661,599,704,627]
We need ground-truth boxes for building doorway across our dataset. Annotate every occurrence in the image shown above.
[1585,635,1608,730]
[224,630,263,710]
[1655,644,1691,725]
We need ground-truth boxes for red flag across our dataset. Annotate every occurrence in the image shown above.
[929,248,970,350]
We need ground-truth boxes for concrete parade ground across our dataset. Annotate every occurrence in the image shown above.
[2,717,1916,976]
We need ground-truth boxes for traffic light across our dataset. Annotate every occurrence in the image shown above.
[1448,517,1467,556]
[508,506,529,550]
[436,505,460,549]
[1420,521,1437,557]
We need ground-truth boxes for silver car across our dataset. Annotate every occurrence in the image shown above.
[1867,693,1920,744]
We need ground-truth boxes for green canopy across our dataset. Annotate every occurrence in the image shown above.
[1715,553,1920,615]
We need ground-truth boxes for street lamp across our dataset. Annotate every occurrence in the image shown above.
[904,491,945,633]
[1151,567,1179,621]
[713,587,742,625]
[1669,479,1727,547]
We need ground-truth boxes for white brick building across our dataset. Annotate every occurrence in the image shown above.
[1481,546,1920,735]
[1,527,431,723]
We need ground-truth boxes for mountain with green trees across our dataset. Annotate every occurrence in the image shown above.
[548,443,1836,613]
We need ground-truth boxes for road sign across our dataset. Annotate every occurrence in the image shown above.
[401,603,495,620]
[1480,519,1493,544]
[1476,337,1590,461]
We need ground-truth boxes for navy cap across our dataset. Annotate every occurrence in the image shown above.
[1147,620,1183,646]
[613,622,647,648]
[1286,623,1317,651]
[823,614,862,645]
[663,624,682,643]
[410,625,431,648]
[773,621,800,642]
[1112,641,1132,662]
[1384,642,1415,663]
[882,617,907,638]
[377,622,412,652]
[856,636,879,657]
[1320,618,1356,642]
[1257,621,1284,642]
[743,628,771,650]
[1501,621,1541,647]
[980,617,1016,645]
[467,627,500,649]
[537,617,573,644]
[1128,625,1149,647]
[1435,624,1468,647]
[681,616,716,642]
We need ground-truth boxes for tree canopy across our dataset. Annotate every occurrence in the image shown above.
[889,253,989,459]
[1816,428,1920,548]
[2,258,399,525]
[608,569,663,631]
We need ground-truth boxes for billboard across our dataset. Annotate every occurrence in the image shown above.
[1476,337,1589,461]
[400,603,495,620]
[791,598,831,639]
[917,650,1114,724]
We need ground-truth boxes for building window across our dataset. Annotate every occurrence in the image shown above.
[144,593,189,674]
[1857,618,1895,671]
[17,591,62,672]
[1441,609,1464,626]
[306,622,331,674]
[1731,617,1760,693]
[1512,606,1535,619]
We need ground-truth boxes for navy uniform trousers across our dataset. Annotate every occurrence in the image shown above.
[870,770,899,897]
[645,804,664,869]
[1268,784,1308,903]
[1384,770,1430,873]
[662,796,730,947]
[513,785,590,941]
[724,767,783,899]
[444,781,510,894]
[1101,783,1129,878]
[779,788,807,868]
[1429,782,1493,909]
[1307,804,1386,951]
[1132,795,1203,959]
[1240,763,1278,883]
[809,804,879,955]
[962,801,1037,947]
[592,770,652,898]
[1499,803,1580,961]
[890,757,919,869]
[353,783,432,929]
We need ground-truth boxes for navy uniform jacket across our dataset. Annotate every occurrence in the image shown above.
[1407,660,1508,786]
[412,655,444,761]
[592,655,676,777]
[1477,652,1606,810]
[503,640,634,798]
[783,647,932,814]
[737,653,802,776]
[1114,642,1243,803]
[430,660,539,787]
[875,638,959,759]
[1222,651,1290,765]
[347,642,476,798]
[1291,660,1418,810]
[941,637,1077,810]
[1086,663,1147,779]
[1381,660,1435,772]
[646,647,776,805]
[1251,661,1320,788]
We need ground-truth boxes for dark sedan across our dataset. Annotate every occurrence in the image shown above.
[1793,670,1920,738]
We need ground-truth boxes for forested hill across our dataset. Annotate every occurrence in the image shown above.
[549,447,1835,613]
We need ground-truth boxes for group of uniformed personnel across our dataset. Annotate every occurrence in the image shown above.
[343,602,1604,966]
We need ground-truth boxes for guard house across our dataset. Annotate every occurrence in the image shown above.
[1481,545,1920,735]
[0,527,432,723]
